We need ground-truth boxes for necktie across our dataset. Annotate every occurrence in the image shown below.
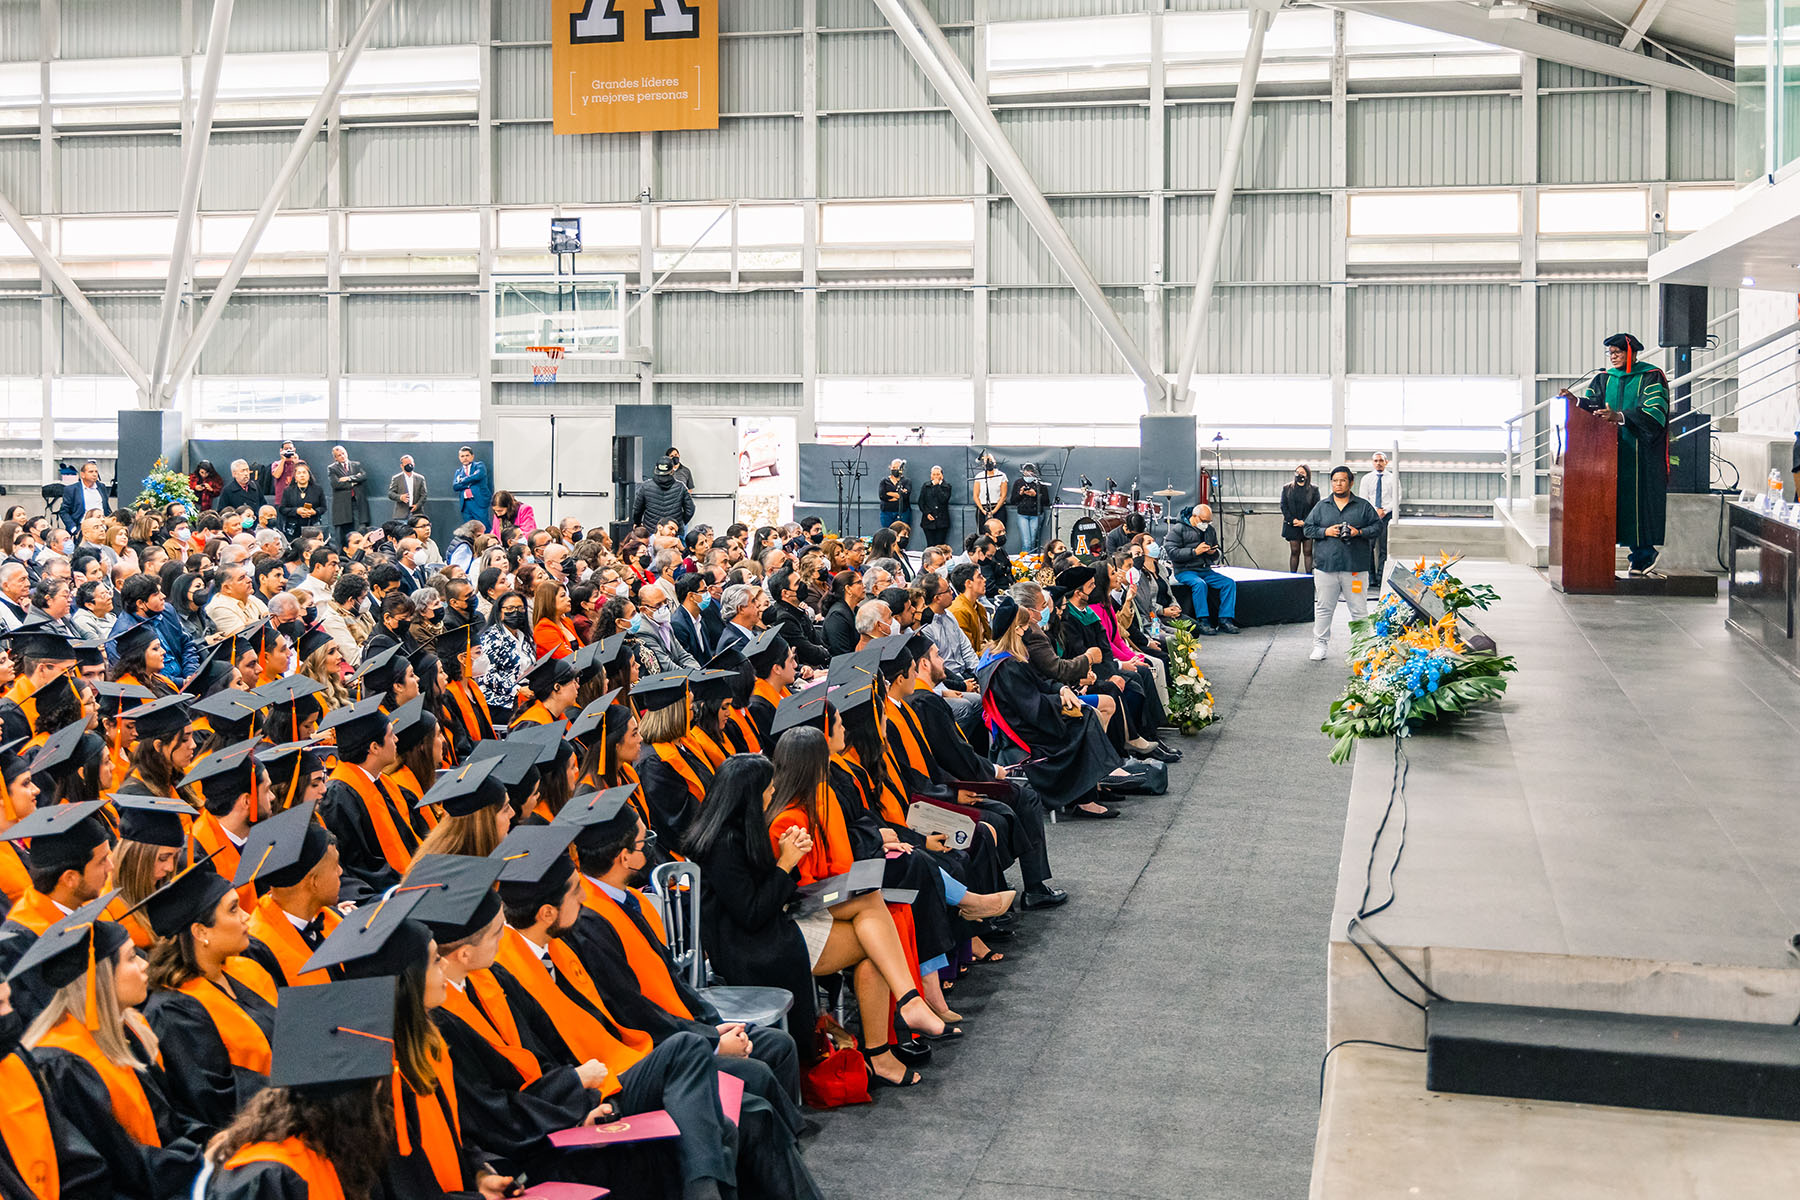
[300,915,326,948]
[619,889,643,920]
[1375,474,1383,509]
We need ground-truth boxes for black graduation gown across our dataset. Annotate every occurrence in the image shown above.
[0,701,29,751]
[632,745,711,848]
[746,694,777,748]
[0,1047,113,1200]
[827,760,958,965]
[319,776,412,898]
[0,920,52,1027]
[982,653,1119,806]
[686,829,820,1064]
[909,688,1052,886]
[821,603,858,657]
[381,1076,487,1200]
[203,1161,311,1200]
[143,980,276,1138]
[33,1031,206,1200]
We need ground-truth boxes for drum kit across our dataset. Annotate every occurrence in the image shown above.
[1059,477,1186,532]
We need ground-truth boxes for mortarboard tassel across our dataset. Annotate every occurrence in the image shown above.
[83,926,99,1030]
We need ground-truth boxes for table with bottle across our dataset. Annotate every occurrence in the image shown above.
[1725,488,1800,676]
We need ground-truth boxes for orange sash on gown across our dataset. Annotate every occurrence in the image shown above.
[223,1137,346,1200]
[0,1052,59,1200]
[35,1017,161,1147]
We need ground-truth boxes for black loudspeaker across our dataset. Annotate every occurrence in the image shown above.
[1659,284,1707,348]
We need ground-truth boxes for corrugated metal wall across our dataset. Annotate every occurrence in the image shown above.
[495,125,638,205]
[357,0,481,49]
[991,286,1151,374]
[346,125,480,208]
[1536,282,1654,377]
[819,288,972,374]
[820,0,972,27]
[202,131,328,212]
[1166,193,1330,283]
[1167,100,1331,191]
[991,0,1149,16]
[344,292,481,374]
[0,299,39,375]
[721,1,804,34]
[204,0,326,53]
[1347,284,1517,375]
[0,0,37,61]
[1668,94,1734,182]
[819,112,974,197]
[60,295,160,375]
[494,46,551,121]
[658,119,803,201]
[198,294,327,375]
[1540,90,1649,184]
[818,28,972,111]
[1167,285,1331,374]
[1348,95,1521,187]
[659,381,802,409]
[996,105,1152,194]
[0,139,38,215]
[61,135,180,212]
[61,0,181,57]
[722,36,804,115]
[654,291,802,376]
[989,196,1148,286]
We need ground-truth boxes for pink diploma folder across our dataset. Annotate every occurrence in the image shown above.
[547,1071,745,1149]
[519,1185,609,1200]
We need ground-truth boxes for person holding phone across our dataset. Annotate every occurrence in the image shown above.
[1303,466,1382,662]
[1280,464,1320,573]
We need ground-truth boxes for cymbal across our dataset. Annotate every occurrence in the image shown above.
[1063,486,1090,494]
[1152,487,1184,497]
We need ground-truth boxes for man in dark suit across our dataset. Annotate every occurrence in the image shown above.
[60,459,110,532]
[388,454,428,521]
[216,458,264,512]
[669,572,713,662]
[327,445,371,547]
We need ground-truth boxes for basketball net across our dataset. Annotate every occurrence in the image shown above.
[529,345,566,386]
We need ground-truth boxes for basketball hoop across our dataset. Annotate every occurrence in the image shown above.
[529,345,566,385]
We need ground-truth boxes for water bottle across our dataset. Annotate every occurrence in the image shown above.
[1769,468,1785,513]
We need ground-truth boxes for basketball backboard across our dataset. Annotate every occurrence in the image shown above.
[491,274,626,358]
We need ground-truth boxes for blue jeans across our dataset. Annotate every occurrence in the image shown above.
[1014,512,1042,551]
[1174,568,1236,621]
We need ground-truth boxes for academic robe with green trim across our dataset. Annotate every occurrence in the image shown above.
[1580,362,1669,548]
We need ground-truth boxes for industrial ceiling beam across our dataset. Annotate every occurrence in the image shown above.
[1326,2,1731,102]
[872,0,1169,411]
[149,0,235,408]
[1617,0,1672,53]
[0,190,149,395]
[163,0,394,400]
[1172,0,1281,414]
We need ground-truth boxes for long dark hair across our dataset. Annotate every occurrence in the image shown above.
[827,570,859,613]
[769,726,829,831]
[683,753,774,868]
[206,1080,392,1200]
[838,700,892,803]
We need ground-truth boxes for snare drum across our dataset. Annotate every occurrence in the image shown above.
[1081,488,1102,511]
[1134,498,1158,517]
[1106,491,1131,512]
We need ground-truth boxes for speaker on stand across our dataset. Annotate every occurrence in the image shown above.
[1659,283,1710,495]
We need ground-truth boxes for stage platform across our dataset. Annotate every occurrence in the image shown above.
[1175,565,1313,627]
[1317,561,1800,1195]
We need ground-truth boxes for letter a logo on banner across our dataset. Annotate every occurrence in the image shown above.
[554,0,719,134]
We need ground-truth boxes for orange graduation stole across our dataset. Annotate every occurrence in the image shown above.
[579,882,692,1021]
[651,742,710,805]
[682,729,727,772]
[329,763,418,875]
[446,680,495,744]
[844,743,907,825]
[0,841,29,908]
[175,974,272,1076]
[493,928,649,1095]
[442,973,542,1084]
[2,678,38,736]
[0,1052,59,1200]
[102,894,156,949]
[224,1137,346,1200]
[35,1017,161,1148]
[752,679,785,710]
[885,699,933,779]
[509,702,553,730]
[771,787,854,886]
[386,766,438,831]
[393,1047,462,1194]
[247,895,341,987]
[191,810,258,913]
[5,890,66,936]
[722,704,760,755]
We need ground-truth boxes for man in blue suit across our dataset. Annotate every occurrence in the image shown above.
[451,445,491,525]
[61,460,111,532]
[669,571,721,662]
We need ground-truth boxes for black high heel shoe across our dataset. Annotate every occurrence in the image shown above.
[862,1043,923,1088]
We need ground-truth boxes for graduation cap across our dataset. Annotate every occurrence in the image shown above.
[769,687,833,739]
[490,823,578,910]
[317,693,389,753]
[872,634,915,680]
[521,648,576,696]
[294,625,335,662]
[234,801,331,889]
[224,619,274,658]
[190,688,267,737]
[436,620,480,662]
[685,667,738,704]
[27,719,89,780]
[258,737,328,810]
[905,631,936,663]
[388,695,435,754]
[1603,332,1644,353]
[267,976,398,1092]
[299,886,431,979]
[989,596,1022,640]
[569,638,605,682]
[631,671,688,713]
[91,679,154,720]
[4,891,125,997]
[69,638,105,671]
[596,631,632,669]
[502,720,566,764]
[402,854,504,943]
[467,739,544,801]
[564,690,621,744]
[180,738,261,808]
[120,694,195,742]
[1054,565,1095,593]
[827,648,879,692]
[3,616,78,663]
[745,630,790,674]
[827,678,877,719]
[253,674,325,709]
[110,622,162,663]
[419,756,507,817]
[181,639,238,697]
[554,784,639,852]
[135,856,233,938]
[0,800,111,877]
[113,793,194,850]
[351,643,404,690]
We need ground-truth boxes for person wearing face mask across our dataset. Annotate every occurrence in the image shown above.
[1281,465,1320,574]
[1012,463,1046,551]
[1163,503,1239,636]
[1303,465,1381,662]
[630,582,699,673]
[877,459,913,530]
[478,590,534,725]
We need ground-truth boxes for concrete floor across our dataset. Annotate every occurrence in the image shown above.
[805,618,1355,1200]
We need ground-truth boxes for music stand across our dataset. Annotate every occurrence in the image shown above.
[831,458,868,538]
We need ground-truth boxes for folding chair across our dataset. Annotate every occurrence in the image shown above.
[651,860,794,1032]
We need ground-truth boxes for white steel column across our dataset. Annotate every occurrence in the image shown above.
[799,0,819,442]
[477,0,495,441]
[1172,0,1281,413]
[1328,10,1347,464]
[1147,0,1167,380]
[873,0,1167,410]
[163,0,395,398]
[324,0,343,441]
[149,0,234,407]
[638,133,656,409]
[970,0,990,445]
[1519,49,1540,499]
[37,0,57,487]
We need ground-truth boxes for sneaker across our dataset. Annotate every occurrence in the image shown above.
[1309,645,1327,662]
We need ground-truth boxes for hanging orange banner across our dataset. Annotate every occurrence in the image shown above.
[552,0,719,135]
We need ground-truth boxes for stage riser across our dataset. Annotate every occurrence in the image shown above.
[1425,1001,1800,1122]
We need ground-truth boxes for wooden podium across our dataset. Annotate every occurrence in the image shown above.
[1548,404,1618,594]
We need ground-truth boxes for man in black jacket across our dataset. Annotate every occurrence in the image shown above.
[877,458,912,529]
[1303,465,1382,663]
[765,567,829,671]
[630,457,696,534]
[1162,504,1238,636]
[216,458,263,512]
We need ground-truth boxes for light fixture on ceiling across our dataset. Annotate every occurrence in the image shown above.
[1742,276,1756,287]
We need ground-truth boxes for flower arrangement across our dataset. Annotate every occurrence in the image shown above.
[1320,554,1515,763]
[132,458,198,513]
[1011,551,1045,582]
[1162,617,1217,733]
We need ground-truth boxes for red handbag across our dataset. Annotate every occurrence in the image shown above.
[801,1014,872,1108]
